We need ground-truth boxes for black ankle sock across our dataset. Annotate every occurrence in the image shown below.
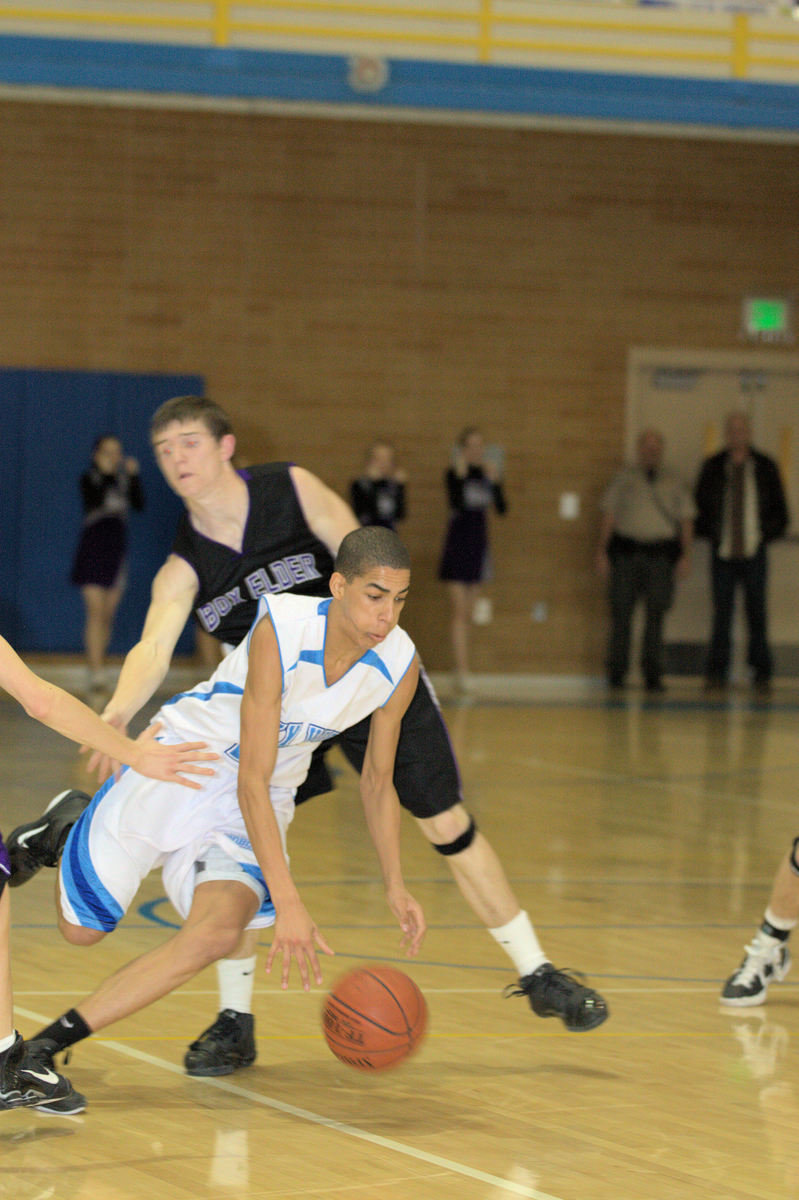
[34,1009,92,1051]
[761,919,792,942]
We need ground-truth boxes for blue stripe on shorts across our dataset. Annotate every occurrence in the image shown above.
[239,862,276,923]
[61,773,127,932]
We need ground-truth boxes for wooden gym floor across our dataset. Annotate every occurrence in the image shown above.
[4,676,799,1200]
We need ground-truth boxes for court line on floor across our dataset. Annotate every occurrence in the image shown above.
[14,1004,560,1200]
[9,984,741,997]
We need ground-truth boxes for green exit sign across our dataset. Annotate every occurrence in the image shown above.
[743,296,793,342]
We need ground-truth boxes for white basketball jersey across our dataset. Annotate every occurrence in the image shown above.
[157,593,416,790]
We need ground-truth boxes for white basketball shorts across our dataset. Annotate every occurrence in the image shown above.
[58,763,294,933]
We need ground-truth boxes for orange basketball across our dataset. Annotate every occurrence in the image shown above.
[322,965,428,1071]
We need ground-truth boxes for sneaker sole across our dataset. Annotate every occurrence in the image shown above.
[35,1094,87,1115]
[564,1007,610,1032]
[0,1089,88,1114]
[719,992,769,1008]
[184,1056,256,1077]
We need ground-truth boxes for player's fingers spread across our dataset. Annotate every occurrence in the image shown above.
[313,928,335,956]
[97,758,117,784]
[406,934,422,957]
[279,951,292,989]
[401,933,418,957]
[293,951,310,992]
[306,950,322,988]
[405,913,425,956]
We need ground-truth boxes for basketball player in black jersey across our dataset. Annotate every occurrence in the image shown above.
[68,396,608,1073]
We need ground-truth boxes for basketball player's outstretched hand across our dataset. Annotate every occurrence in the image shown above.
[387,886,426,957]
[131,722,219,788]
[267,902,335,992]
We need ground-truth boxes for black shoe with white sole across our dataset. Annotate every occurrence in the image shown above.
[8,791,91,887]
[0,1034,86,1114]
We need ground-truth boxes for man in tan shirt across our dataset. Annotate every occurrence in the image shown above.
[596,429,695,692]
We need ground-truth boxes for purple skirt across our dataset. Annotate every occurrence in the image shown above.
[438,512,489,584]
[70,516,128,589]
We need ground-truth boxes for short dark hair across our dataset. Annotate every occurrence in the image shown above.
[334,526,411,582]
[150,396,233,442]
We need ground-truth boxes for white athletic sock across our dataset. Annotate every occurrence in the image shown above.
[0,1031,16,1055]
[488,910,548,978]
[216,956,257,1015]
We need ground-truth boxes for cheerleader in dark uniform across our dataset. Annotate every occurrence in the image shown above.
[349,441,407,530]
[439,427,506,690]
[70,436,144,692]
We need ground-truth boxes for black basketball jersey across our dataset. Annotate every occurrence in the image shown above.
[171,462,336,645]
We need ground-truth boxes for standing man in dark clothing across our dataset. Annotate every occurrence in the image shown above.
[694,412,788,694]
[596,430,695,693]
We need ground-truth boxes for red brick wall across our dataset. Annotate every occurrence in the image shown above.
[2,99,796,670]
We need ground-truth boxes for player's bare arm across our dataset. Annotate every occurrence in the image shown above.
[104,554,201,727]
[290,466,359,556]
[87,554,199,777]
[85,555,201,782]
[0,635,216,789]
[237,615,334,991]
[360,656,426,956]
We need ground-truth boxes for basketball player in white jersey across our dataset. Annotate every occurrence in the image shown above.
[8,528,425,1074]
[17,396,607,1076]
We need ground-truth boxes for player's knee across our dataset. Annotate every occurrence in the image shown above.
[179,919,243,969]
[418,807,478,857]
[58,916,106,946]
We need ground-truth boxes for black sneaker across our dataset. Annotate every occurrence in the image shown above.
[510,963,609,1031]
[20,1038,60,1072]
[184,1010,256,1077]
[8,791,91,887]
[0,1034,86,1114]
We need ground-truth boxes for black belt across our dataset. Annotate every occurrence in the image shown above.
[609,533,680,559]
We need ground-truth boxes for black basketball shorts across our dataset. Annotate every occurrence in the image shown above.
[294,668,463,819]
